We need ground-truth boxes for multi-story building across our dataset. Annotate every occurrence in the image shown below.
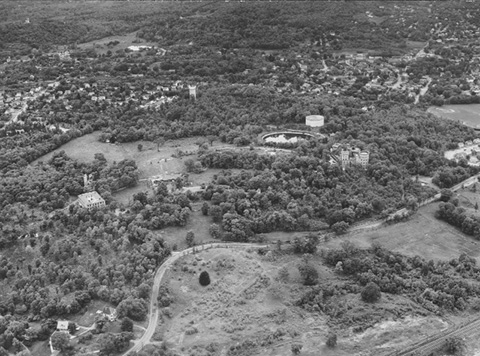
[77,191,105,210]
[330,143,370,169]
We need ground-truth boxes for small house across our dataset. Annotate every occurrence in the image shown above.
[56,320,69,332]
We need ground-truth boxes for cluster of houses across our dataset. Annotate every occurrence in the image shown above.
[49,307,117,354]
[446,139,480,166]
[0,75,197,136]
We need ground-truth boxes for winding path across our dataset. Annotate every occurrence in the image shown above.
[122,242,268,355]
[122,172,480,355]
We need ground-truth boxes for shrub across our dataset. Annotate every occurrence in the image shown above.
[199,271,211,286]
[185,230,195,247]
[445,336,466,355]
[326,333,337,348]
[361,282,381,303]
[277,266,289,283]
[291,343,303,354]
[121,318,134,332]
[297,263,319,286]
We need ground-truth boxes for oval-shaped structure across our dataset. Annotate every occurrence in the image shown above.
[306,115,325,127]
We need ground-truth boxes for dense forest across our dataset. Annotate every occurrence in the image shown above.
[297,243,480,323]
[1,0,480,355]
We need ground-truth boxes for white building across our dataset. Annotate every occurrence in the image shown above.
[305,115,325,128]
[78,191,105,210]
[331,144,370,169]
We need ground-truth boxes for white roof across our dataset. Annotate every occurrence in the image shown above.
[57,320,69,330]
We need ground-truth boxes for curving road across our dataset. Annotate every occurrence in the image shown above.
[122,242,268,355]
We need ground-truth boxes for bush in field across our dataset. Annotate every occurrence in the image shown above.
[186,230,195,247]
[326,333,337,348]
[361,282,381,303]
[277,266,289,283]
[297,263,318,286]
[199,271,211,286]
[121,318,133,332]
[445,336,466,355]
[291,343,303,354]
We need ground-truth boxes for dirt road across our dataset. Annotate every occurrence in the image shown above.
[122,242,268,355]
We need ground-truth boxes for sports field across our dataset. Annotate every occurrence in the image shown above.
[428,104,480,129]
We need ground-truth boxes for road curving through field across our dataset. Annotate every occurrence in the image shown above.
[122,242,269,355]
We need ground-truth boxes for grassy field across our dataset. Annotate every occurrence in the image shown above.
[428,104,480,129]
[32,132,201,178]
[77,31,158,56]
[323,200,480,262]
[157,248,448,356]
[154,201,212,250]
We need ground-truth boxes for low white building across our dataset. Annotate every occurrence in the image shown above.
[78,191,105,210]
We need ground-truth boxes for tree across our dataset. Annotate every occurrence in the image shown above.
[297,263,318,286]
[137,283,150,299]
[291,343,303,354]
[154,137,165,152]
[185,230,195,247]
[440,189,453,202]
[137,144,143,151]
[99,332,133,355]
[207,135,216,146]
[51,332,70,352]
[445,336,466,355]
[332,221,349,235]
[277,266,289,283]
[209,223,221,239]
[68,322,76,335]
[326,333,337,348]
[199,271,211,286]
[209,206,223,223]
[361,282,381,303]
[201,202,209,216]
[121,318,134,333]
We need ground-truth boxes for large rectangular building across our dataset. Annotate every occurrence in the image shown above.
[78,191,105,210]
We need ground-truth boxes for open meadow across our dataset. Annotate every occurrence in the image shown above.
[155,248,450,356]
[428,104,480,130]
[324,199,480,263]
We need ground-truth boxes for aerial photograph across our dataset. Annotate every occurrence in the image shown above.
[2,0,480,355]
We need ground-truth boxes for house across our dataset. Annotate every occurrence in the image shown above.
[77,191,105,210]
[56,320,69,332]
[148,172,183,192]
[103,307,117,322]
[96,307,117,322]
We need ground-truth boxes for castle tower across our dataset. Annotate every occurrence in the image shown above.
[359,151,370,167]
[83,173,95,192]
[83,174,89,189]
[340,150,350,169]
[188,85,197,100]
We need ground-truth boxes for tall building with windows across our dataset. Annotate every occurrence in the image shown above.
[330,143,369,169]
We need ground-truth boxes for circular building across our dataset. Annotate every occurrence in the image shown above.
[306,115,325,127]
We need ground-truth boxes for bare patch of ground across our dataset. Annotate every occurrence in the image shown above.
[154,248,449,356]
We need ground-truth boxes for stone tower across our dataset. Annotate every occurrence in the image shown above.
[188,85,197,100]
[83,173,95,192]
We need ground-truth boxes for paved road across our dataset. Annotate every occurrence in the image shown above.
[122,242,268,355]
